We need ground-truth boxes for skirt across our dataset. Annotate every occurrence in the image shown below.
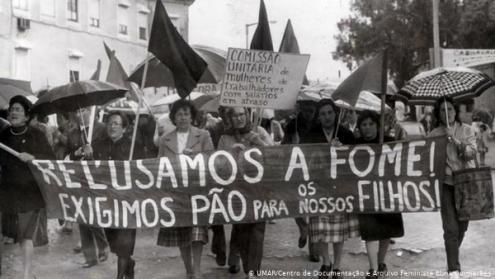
[105,228,136,257]
[2,210,41,243]
[358,213,404,241]
[157,226,208,247]
[309,213,360,243]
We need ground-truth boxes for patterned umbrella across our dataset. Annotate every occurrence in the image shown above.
[398,67,495,105]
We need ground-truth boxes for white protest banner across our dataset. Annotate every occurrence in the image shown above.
[220,48,310,109]
[441,48,495,68]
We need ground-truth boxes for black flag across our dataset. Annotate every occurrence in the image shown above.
[148,0,207,98]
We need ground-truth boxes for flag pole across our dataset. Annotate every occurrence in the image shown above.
[87,106,97,144]
[0,142,21,159]
[379,49,388,144]
[129,55,150,160]
[334,109,343,140]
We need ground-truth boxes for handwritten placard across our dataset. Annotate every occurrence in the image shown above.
[219,48,310,109]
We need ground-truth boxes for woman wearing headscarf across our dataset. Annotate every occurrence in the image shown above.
[218,106,268,278]
[354,110,404,279]
[430,97,476,279]
[0,95,54,279]
[157,99,214,279]
[300,99,358,279]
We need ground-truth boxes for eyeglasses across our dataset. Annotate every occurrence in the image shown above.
[108,121,123,127]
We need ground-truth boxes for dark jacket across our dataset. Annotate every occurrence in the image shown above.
[282,115,314,144]
[300,125,356,145]
[66,122,106,160]
[0,126,54,213]
[92,135,145,161]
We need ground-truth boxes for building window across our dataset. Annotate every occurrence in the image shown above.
[138,12,148,40]
[40,0,55,17]
[119,24,128,35]
[118,6,129,36]
[90,17,100,27]
[139,27,147,40]
[67,0,78,22]
[14,49,31,81]
[88,0,100,28]
[12,0,29,11]
[69,70,79,82]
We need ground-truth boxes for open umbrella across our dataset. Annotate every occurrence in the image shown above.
[153,92,205,107]
[128,45,227,89]
[0,78,33,108]
[397,67,495,105]
[335,91,392,112]
[31,80,128,116]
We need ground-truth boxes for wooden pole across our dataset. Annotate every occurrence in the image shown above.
[87,106,96,144]
[379,49,388,144]
[129,54,150,160]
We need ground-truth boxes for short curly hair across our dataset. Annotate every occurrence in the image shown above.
[357,110,380,131]
[169,99,198,126]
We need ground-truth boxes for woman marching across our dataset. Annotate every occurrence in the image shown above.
[92,111,145,279]
[429,97,477,279]
[0,95,54,279]
[354,110,404,279]
[300,99,359,279]
[218,106,268,278]
[157,99,214,279]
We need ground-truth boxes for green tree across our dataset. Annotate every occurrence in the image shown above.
[334,0,463,87]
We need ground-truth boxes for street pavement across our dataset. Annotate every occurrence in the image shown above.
[2,139,495,279]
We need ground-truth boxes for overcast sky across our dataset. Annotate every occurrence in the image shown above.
[189,0,352,83]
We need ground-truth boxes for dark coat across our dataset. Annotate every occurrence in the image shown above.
[92,135,145,161]
[281,115,314,144]
[0,126,54,213]
[300,125,356,145]
[355,134,404,241]
[66,122,106,160]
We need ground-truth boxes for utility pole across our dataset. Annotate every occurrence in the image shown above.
[432,0,441,68]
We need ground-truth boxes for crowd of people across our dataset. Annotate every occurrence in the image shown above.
[0,93,488,279]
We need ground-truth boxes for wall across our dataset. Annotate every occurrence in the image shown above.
[0,0,193,94]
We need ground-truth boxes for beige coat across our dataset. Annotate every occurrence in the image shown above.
[158,126,213,157]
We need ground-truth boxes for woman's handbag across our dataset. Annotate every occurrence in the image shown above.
[453,163,495,221]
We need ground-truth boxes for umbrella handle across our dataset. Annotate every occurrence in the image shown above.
[444,99,450,128]
[77,108,89,144]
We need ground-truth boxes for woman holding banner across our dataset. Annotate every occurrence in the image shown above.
[93,111,145,279]
[218,106,268,278]
[300,99,358,279]
[157,99,214,279]
[430,97,477,279]
[354,110,404,279]
[0,95,54,279]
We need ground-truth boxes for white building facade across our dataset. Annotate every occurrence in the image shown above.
[0,0,194,92]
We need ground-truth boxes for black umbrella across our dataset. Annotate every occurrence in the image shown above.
[0,78,33,108]
[31,80,127,116]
